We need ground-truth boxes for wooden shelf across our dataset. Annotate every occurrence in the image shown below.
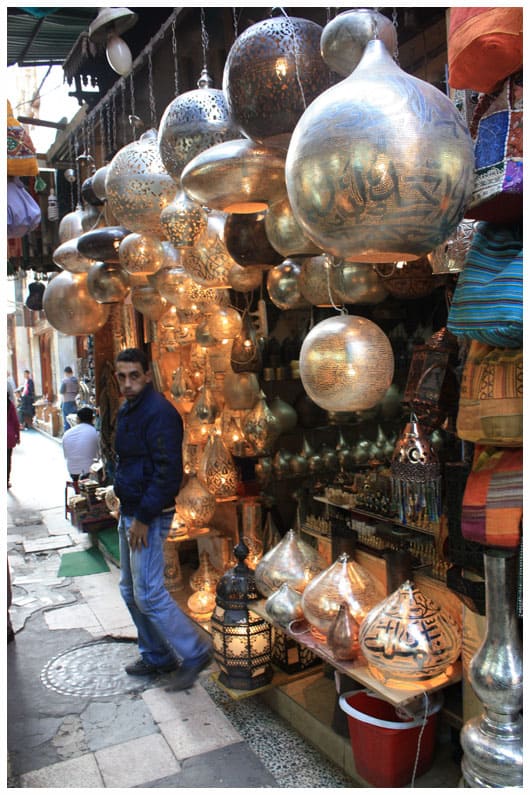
[251,600,461,709]
[313,495,438,537]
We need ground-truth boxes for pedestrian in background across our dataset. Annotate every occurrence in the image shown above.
[113,347,212,689]
[7,391,20,488]
[7,371,17,403]
[60,366,79,432]
[62,406,100,483]
[15,369,34,430]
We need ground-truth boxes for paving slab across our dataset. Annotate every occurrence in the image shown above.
[23,534,73,553]
[19,753,104,788]
[95,733,181,788]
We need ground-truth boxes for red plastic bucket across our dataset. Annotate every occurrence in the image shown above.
[339,690,441,787]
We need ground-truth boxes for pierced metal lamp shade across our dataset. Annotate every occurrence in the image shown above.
[52,238,94,274]
[198,434,239,500]
[92,164,109,201]
[222,16,331,147]
[228,264,263,293]
[285,39,475,262]
[242,391,282,456]
[160,190,208,248]
[320,8,397,77]
[86,261,130,303]
[174,473,216,530]
[180,210,234,287]
[224,211,284,267]
[301,552,383,640]
[77,226,129,264]
[359,580,462,685]
[254,528,326,597]
[428,218,477,274]
[266,259,310,310]
[43,271,110,334]
[330,262,388,305]
[189,550,223,593]
[58,205,85,243]
[105,129,176,238]
[299,254,342,306]
[374,257,437,299]
[265,582,304,627]
[207,306,242,341]
[265,196,322,258]
[181,138,287,214]
[230,313,262,373]
[223,371,260,410]
[118,233,167,275]
[299,315,394,412]
[158,69,240,181]
[130,285,169,321]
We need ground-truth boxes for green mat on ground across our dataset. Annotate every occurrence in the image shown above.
[97,528,120,562]
[58,546,110,577]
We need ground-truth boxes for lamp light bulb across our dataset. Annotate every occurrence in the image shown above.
[106,34,133,76]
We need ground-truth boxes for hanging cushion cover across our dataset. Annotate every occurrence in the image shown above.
[447,7,523,94]
[7,100,39,177]
[7,177,42,238]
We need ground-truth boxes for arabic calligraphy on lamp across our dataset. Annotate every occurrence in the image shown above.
[358,580,461,688]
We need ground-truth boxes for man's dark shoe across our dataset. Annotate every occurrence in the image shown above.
[125,656,179,676]
[166,650,214,692]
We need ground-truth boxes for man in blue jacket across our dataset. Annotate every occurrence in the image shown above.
[114,347,212,690]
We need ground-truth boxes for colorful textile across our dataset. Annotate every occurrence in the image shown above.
[461,445,522,548]
[7,100,39,177]
[467,71,523,223]
[448,7,523,94]
[447,221,522,348]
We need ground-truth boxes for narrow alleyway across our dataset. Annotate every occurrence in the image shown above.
[6,428,359,789]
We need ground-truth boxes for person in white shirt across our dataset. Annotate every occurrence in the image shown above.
[62,407,100,482]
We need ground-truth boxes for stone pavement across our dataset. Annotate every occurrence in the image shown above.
[6,428,356,789]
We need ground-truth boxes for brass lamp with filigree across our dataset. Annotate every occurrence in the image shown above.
[198,432,239,501]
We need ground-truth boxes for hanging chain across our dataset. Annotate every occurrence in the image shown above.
[68,136,75,211]
[99,106,106,162]
[392,7,400,63]
[232,7,240,39]
[200,8,209,71]
[120,79,127,145]
[111,90,117,155]
[147,50,157,129]
[129,72,137,140]
[171,18,179,96]
[74,133,82,201]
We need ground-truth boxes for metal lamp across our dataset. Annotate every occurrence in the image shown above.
[211,532,273,691]
[88,7,138,76]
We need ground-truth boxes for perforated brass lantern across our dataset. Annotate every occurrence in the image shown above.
[174,473,216,531]
[211,536,273,691]
[58,205,85,243]
[223,371,260,411]
[265,197,322,258]
[52,239,94,274]
[43,271,110,335]
[230,313,261,374]
[242,391,282,456]
[224,211,283,267]
[269,396,297,435]
[301,552,383,641]
[182,138,287,215]
[119,233,167,276]
[299,254,342,307]
[160,190,208,248]
[187,590,216,622]
[87,261,130,303]
[299,315,394,412]
[222,16,331,147]
[265,582,303,627]
[130,285,169,321]
[254,528,325,597]
[428,218,477,274]
[320,7,397,77]
[77,226,129,263]
[158,68,239,182]
[92,164,109,201]
[170,367,196,415]
[330,262,388,305]
[198,433,239,500]
[359,580,462,685]
[266,259,309,310]
[105,129,176,238]
[228,264,263,293]
[189,550,222,593]
[375,258,437,300]
[285,38,475,262]
[207,305,242,342]
[180,210,234,287]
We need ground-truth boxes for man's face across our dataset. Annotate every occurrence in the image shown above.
[115,361,151,401]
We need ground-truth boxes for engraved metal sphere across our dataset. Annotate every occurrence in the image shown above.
[228,264,263,293]
[330,262,389,304]
[223,371,260,410]
[43,271,110,334]
[77,226,129,263]
[299,314,394,412]
[374,258,438,299]
[223,16,332,147]
[265,196,322,258]
[224,211,284,267]
[81,175,104,207]
[58,205,85,243]
[105,129,176,238]
[118,233,167,276]
[52,238,94,273]
[299,254,343,306]
[181,138,287,215]
[158,69,239,181]
[92,164,109,201]
[320,8,397,77]
[130,285,169,321]
[266,259,309,310]
[285,39,475,262]
[86,261,130,303]
[427,218,477,274]
[160,190,208,248]
[180,210,234,287]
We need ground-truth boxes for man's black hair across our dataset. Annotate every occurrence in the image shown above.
[116,347,149,373]
[64,366,73,374]
[77,407,94,424]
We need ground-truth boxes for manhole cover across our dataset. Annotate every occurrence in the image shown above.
[41,639,149,697]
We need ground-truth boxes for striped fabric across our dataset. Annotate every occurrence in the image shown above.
[461,445,522,548]
[447,221,522,348]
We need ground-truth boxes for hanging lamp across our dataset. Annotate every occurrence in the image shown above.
[285,31,475,262]
[86,261,130,303]
[43,271,110,335]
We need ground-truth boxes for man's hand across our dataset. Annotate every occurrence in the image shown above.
[129,519,149,550]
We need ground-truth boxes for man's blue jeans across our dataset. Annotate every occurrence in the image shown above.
[118,512,211,667]
[62,401,77,431]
